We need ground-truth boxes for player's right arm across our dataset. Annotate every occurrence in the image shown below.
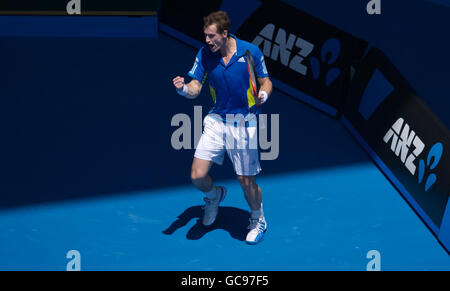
[172,76,202,99]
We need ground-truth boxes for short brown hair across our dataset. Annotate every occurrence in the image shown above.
[203,11,231,35]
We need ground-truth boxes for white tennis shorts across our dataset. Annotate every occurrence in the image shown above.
[194,114,261,176]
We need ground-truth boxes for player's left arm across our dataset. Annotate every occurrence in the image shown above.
[257,77,272,105]
[253,46,272,105]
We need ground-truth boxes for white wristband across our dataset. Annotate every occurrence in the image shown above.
[260,90,268,104]
[176,84,189,97]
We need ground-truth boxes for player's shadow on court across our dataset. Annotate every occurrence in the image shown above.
[162,206,250,241]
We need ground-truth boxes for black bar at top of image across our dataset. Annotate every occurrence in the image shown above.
[0,0,158,15]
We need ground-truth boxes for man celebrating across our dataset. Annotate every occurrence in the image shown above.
[172,11,272,244]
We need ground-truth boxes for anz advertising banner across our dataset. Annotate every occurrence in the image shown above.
[342,48,450,252]
[159,0,368,117]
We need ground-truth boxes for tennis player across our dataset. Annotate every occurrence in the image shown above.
[172,11,272,244]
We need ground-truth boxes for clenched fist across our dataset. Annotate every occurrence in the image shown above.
[173,76,185,90]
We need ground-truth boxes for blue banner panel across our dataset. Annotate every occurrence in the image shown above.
[0,16,157,37]
[158,0,368,117]
[0,0,158,37]
[342,47,450,252]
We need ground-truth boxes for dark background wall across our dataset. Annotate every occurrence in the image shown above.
[0,0,448,209]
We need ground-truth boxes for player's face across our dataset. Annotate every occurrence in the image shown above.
[204,24,227,53]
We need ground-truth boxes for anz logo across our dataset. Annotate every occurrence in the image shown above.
[252,24,314,76]
[252,24,342,86]
[383,117,444,192]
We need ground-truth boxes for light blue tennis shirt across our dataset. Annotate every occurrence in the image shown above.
[188,34,269,119]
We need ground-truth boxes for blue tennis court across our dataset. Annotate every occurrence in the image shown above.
[1,161,449,270]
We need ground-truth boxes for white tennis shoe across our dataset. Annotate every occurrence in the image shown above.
[246,217,267,244]
[202,186,227,226]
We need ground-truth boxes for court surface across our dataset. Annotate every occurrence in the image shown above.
[1,163,449,270]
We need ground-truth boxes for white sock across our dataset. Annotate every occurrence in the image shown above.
[251,204,264,219]
[205,186,217,199]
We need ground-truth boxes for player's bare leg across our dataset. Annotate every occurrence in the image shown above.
[237,175,262,211]
[191,157,213,192]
